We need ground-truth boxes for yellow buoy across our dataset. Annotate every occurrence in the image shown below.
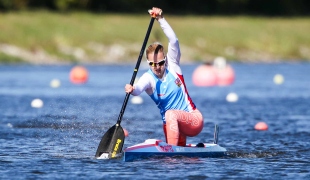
[50,79,61,88]
[273,74,284,85]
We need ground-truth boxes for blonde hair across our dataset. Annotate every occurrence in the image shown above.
[146,42,165,60]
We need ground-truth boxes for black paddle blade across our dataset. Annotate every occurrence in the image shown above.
[95,124,125,158]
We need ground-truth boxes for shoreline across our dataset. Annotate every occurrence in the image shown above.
[1,12,310,63]
[1,43,308,65]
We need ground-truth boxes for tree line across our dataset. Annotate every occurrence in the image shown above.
[0,0,309,16]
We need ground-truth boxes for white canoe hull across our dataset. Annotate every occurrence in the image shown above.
[123,139,227,162]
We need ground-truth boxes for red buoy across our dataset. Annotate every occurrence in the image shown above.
[215,65,235,86]
[69,66,88,84]
[192,63,217,86]
[192,57,235,87]
[124,128,129,137]
[254,122,268,131]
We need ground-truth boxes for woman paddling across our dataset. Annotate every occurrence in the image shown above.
[125,7,204,146]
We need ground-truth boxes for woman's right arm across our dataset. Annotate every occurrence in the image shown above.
[125,73,153,96]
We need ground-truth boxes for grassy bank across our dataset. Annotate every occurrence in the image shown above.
[0,11,310,64]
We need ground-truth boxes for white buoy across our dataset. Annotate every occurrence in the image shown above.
[7,123,13,128]
[31,98,44,108]
[273,74,284,85]
[226,92,238,102]
[50,79,61,88]
[131,96,143,104]
[213,56,227,69]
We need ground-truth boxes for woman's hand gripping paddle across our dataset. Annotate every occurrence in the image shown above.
[95,16,155,159]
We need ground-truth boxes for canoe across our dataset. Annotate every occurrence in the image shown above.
[123,124,226,161]
[123,139,227,162]
[96,124,227,161]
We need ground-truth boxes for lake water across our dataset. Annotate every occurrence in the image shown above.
[0,62,309,179]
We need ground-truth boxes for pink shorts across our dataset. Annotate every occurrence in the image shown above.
[163,109,203,146]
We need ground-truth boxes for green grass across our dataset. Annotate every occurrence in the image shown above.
[0,52,25,63]
[0,11,310,63]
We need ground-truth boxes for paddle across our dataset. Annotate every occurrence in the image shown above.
[95,16,155,159]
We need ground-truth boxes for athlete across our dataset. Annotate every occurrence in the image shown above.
[125,7,203,146]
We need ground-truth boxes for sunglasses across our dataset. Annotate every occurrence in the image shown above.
[147,57,166,67]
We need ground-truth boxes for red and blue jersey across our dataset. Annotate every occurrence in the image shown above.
[131,18,196,123]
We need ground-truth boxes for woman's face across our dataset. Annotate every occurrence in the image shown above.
[147,52,166,79]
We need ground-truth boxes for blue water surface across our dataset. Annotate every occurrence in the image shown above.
[0,62,309,179]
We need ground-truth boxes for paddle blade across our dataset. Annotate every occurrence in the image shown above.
[95,124,125,159]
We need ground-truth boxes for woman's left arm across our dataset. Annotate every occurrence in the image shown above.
[158,18,181,65]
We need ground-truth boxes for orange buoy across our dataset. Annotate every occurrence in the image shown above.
[69,66,88,84]
[254,122,268,131]
[123,128,129,137]
[192,63,217,86]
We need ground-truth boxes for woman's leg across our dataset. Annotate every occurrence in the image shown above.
[163,124,187,146]
[164,109,203,146]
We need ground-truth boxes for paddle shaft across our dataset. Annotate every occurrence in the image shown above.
[116,17,155,125]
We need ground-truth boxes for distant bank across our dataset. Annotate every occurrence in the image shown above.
[0,11,309,64]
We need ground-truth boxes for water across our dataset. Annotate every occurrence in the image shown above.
[0,62,309,179]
